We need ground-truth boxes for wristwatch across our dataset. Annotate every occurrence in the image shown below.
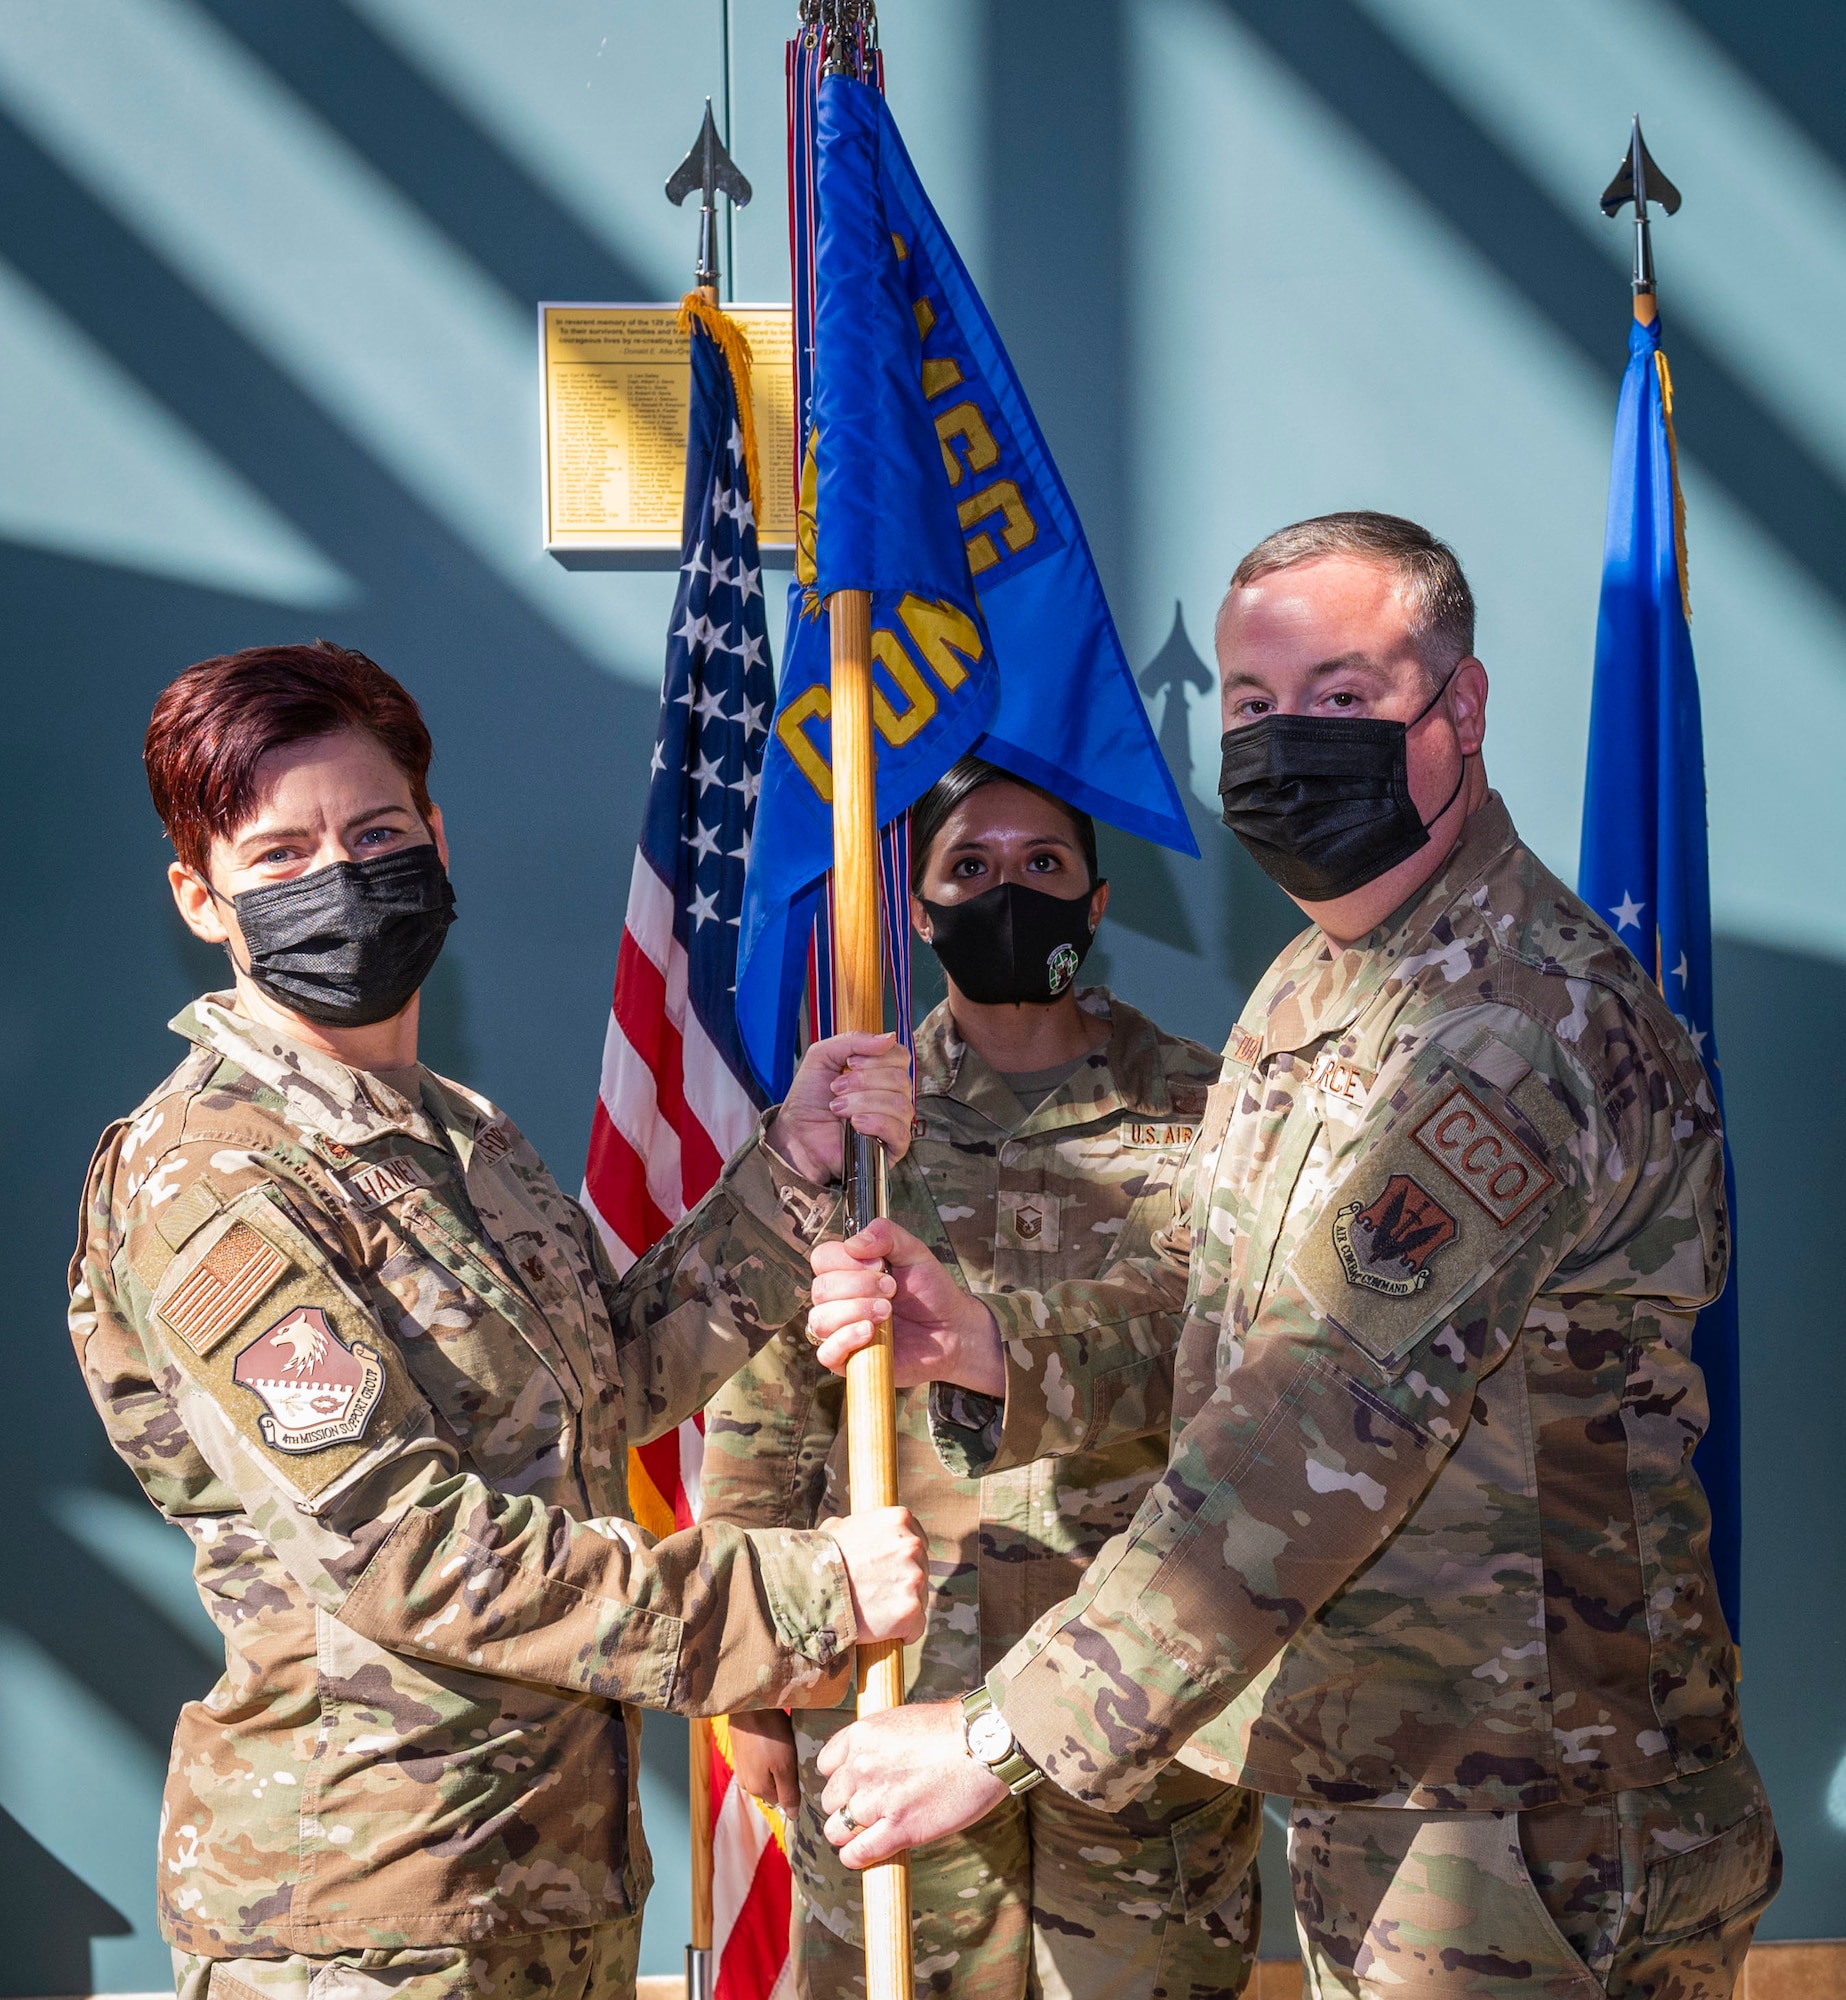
[960,1686,1043,1794]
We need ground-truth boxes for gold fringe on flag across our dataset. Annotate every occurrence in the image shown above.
[679,291,765,534]
[1654,348,1693,624]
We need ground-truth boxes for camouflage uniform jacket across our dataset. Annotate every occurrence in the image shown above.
[937,797,1740,1816]
[68,995,857,1958]
[703,989,1218,1680]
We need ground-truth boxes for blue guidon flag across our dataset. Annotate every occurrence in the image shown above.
[1579,308,1741,1637]
[736,69,1196,1097]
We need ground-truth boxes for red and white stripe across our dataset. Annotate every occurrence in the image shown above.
[584,850,757,1271]
[582,845,794,1999]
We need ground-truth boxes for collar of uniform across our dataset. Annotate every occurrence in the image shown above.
[172,991,446,1151]
[416,1069,505,1171]
[915,987,1172,1134]
[1253,793,1522,1057]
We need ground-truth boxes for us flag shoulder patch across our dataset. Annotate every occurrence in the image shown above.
[157,1220,289,1357]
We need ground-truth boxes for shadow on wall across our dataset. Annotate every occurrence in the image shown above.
[0,4,668,1974]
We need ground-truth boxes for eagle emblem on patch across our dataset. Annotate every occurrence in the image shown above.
[1331,1174,1457,1296]
[233,1307,384,1453]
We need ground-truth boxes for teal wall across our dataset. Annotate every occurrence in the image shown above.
[1,3,1840,1986]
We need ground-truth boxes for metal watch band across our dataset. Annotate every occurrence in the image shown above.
[959,1685,1043,1795]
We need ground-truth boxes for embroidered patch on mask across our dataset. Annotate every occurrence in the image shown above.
[344,1154,436,1210]
[998,1190,1060,1251]
[233,1306,385,1453]
[1128,1122,1197,1150]
[1412,1086,1556,1226]
[1331,1174,1457,1296]
[157,1220,289,1357]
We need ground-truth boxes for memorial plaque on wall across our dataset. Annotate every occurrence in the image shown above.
[540,304,796,564]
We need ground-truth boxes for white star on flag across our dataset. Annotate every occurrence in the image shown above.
[688,821,722,863]
[1611,890,1645,932]
[692,752,726,793]
[693,685,734,725]
[675,609,722,653]
[688,886,720,929]
[1673,952,1689,984]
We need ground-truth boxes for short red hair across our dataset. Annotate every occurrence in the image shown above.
[145,641,435,874]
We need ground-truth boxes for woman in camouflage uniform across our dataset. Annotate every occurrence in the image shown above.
[69,642,927,2000]
[702,758,1263,2000]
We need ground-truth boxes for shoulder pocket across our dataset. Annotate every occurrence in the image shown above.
[149,1184,425,1505]
[1288,1057,1571,1374]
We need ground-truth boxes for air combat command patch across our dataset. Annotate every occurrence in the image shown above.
[1332,1173,1457,1295]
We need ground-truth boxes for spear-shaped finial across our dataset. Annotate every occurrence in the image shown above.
[666,99,752,296]
[1600,115,1682,309]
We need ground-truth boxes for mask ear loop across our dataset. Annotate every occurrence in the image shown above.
[188,869,256,979]
[1408,663,1469,834]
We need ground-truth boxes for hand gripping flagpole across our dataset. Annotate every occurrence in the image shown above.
[666,99,755,2000]
[814,22,913,2000]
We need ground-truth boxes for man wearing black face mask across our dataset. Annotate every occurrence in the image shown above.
[802,515,1776,1999]
[69,641,932,1996]
[701,758,1263,2000]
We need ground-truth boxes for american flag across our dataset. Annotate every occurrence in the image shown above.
[581,301,794,2000]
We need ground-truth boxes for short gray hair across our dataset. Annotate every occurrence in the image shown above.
[1222,511,1476,677]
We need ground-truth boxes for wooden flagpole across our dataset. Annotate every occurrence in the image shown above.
[828,585,914,2000]
[688,1716,715,2000]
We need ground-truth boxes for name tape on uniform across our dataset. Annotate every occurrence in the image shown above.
[1412,1086,1555,1226]
[1127,1122,1197,1150]
[1309,1053,1373,1107]
[345,1156,437,1210]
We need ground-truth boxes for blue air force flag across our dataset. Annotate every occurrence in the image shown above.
[1579,309,1741,1637]
[736,73,1195,1094]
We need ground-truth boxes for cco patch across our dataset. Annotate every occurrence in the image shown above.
[1412,1086,1556,1226]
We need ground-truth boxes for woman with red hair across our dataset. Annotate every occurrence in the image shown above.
[72,639,926,2000]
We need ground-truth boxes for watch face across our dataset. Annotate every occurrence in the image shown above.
[967,1709,1014,1765]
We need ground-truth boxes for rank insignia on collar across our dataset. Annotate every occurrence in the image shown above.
[233,1307,384,1453]
[1332,1174,1457,1296]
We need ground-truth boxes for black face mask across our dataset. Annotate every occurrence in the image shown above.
[217,845,457,1027]
[1217,675,1465,902]
[920,880,1101,1006]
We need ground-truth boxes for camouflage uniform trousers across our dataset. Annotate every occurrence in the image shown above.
[173,1919,640,2000]
[794,1764,1261,2000]
[1288,1749,1779,2000]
